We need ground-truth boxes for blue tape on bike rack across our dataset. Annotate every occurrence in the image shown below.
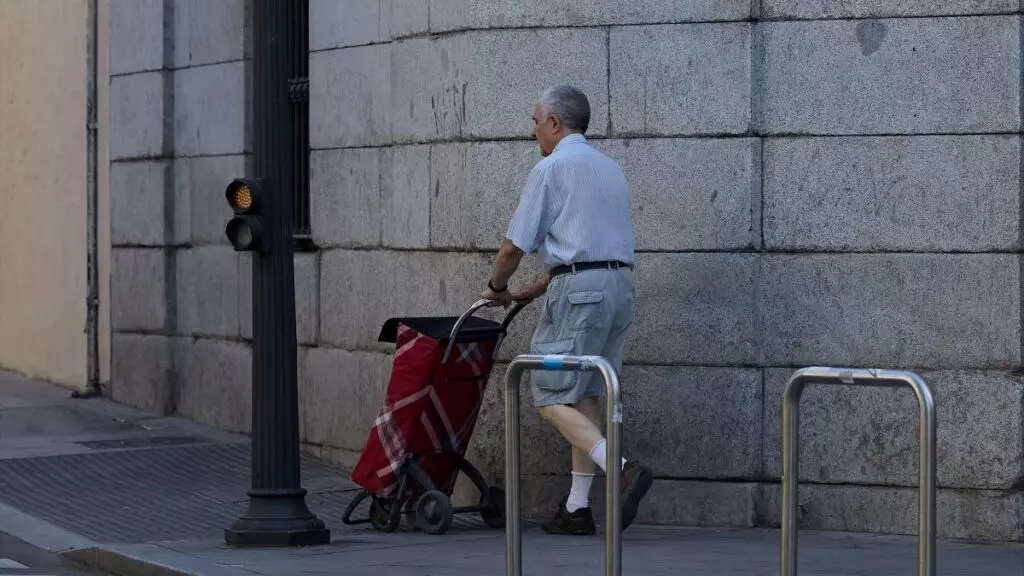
[542,356,564,370]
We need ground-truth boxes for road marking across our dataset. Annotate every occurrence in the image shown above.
[0,558,29,568]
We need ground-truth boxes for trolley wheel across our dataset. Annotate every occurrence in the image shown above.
[479,486,506,529]
[369,497,399,533]
[414,490,454,535]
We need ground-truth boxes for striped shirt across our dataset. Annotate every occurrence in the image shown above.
[505,134,635,270]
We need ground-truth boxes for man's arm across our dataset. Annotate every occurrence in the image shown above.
[482,239,551,304]
[483,165,549,303]
[488,238,524,290]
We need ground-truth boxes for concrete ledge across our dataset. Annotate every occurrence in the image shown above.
[0,500,95,554]
[63,543,253,576]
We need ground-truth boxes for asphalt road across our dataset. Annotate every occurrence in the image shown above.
[0,531,108,576]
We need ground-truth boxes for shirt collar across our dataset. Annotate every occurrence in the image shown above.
[552,133,587,153]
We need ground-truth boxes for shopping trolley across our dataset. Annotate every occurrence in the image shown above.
[342,299,528,535]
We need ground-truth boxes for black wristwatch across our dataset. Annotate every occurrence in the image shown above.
[488,279,508,293]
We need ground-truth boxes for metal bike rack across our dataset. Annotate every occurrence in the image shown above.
[504,354,623,576]
[781,367,937,576]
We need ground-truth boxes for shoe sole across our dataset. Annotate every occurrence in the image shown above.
[620,466,654,531]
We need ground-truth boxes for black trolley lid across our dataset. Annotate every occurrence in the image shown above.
[377,315,505,345]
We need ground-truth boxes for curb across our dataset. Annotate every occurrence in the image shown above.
[0,500,96,553]
[61,543,256,576]
[0,500,247,576]
[62,545,202,576]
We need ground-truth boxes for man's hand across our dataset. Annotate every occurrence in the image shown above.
[481,285,515,307]
[511,281,547,303]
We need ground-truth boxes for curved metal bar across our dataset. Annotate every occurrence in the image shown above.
[499,302,528,331]
[443,301,529,364]
[504,354,622,576]
[781,367,936,576]
[441,299,493,364]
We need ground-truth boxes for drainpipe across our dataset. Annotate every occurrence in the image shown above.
[77,0,101,398]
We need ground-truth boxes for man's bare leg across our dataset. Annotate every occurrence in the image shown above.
[538,403,603,458]
[540,395,653,532]
[571,396,603,475]
[539,396,628,513]
[539,398,623,467]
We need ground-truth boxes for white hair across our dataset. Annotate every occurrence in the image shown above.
[539,84,591,133]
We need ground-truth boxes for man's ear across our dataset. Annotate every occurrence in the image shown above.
[548,113,561,133]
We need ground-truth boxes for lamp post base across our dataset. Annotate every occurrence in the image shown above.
[224,489,330,547]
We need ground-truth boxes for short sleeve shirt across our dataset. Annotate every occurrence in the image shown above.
[505,134,635,270]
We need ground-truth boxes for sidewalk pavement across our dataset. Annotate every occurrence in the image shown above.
[1,371,1022,576]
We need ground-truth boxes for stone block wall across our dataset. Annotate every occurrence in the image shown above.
[108,0,1024,540]
[302,0,1024,541]
[108,0,254,432]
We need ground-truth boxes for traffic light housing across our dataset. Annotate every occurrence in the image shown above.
[225,178,266,252]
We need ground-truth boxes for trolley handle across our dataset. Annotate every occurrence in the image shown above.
[441,299,528,364]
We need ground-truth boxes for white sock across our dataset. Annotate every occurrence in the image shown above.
[588,439,627,473]
[566,472,594,512]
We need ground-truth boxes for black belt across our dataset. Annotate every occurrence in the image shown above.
[550,260,631,277]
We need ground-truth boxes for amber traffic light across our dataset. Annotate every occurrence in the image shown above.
[225,178,266,252]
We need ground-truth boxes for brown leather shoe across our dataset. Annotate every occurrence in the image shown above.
[540,501,596,536]
[621,460,653,531]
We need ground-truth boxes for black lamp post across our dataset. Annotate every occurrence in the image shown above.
[223,0,329,547]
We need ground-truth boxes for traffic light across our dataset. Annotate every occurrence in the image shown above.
[225,178,266,252]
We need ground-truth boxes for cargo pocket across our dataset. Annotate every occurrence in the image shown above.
[567,290,605,328]
[530,338,577,392]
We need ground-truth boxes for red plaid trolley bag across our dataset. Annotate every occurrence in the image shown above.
[342,300,528,535]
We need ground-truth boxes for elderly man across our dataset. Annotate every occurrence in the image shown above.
[481,84,653,535]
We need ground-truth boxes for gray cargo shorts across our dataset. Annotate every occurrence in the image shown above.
[529,266,635,407]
